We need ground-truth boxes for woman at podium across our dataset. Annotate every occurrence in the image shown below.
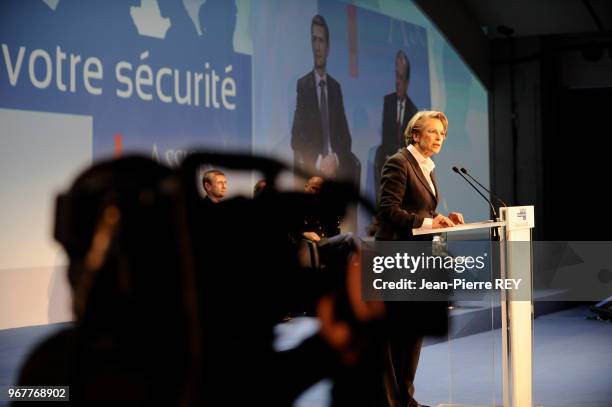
[376,110,464,407]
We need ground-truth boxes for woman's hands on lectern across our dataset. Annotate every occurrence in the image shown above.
[448,212,465,225]
[433,214,455,228]
[433,212,464,228]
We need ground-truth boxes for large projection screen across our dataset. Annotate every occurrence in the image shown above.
[0,0,489,329]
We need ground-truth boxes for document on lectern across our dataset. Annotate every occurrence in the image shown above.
[412,220,503,236]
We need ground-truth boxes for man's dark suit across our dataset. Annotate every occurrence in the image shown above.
[291,71,358,183]
[376,148,447,407]
[382,94,418,155]
[374,93,418,205]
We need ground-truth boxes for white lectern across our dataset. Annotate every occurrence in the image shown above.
[413,206,536,407]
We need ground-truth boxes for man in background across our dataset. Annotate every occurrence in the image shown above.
[253,179,267,197]
[202,169,227,204]
[301,176,341,240]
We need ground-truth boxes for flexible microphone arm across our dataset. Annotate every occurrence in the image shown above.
[452,166,498,219]
[460,167,508,208]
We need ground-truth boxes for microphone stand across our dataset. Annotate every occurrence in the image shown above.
[452,167,499,239]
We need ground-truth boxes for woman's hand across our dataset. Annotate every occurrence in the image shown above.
[448,212,465,225]
[433,214,455,228]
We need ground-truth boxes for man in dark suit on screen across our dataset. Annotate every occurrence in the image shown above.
[374,50,418,204]
[291,15,358,184]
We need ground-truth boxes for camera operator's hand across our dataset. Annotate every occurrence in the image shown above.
[317,250,385,366]
[302,231,321,242]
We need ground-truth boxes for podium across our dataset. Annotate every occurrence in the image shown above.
[412,206,536,407]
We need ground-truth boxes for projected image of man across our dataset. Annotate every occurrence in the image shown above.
[291,15,357,183]
[375,50,419,203]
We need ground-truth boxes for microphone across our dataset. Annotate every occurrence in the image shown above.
[452,166,498,219]
[460,167,508,208]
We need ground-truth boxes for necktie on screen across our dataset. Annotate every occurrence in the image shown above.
[319,80,331,156]
[397,100,404,148]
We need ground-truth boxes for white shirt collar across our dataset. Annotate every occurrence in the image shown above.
[314,70,327,86]
[407,144,435,172]
[407,144,436,196]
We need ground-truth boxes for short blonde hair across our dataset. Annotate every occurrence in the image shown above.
[202,169,225,188]
[404,110,448,146]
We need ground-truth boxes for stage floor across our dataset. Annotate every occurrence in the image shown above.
[1,306,610,406]
[282,306,612,407]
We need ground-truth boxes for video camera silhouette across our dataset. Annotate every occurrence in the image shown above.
[50,151,388,405]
